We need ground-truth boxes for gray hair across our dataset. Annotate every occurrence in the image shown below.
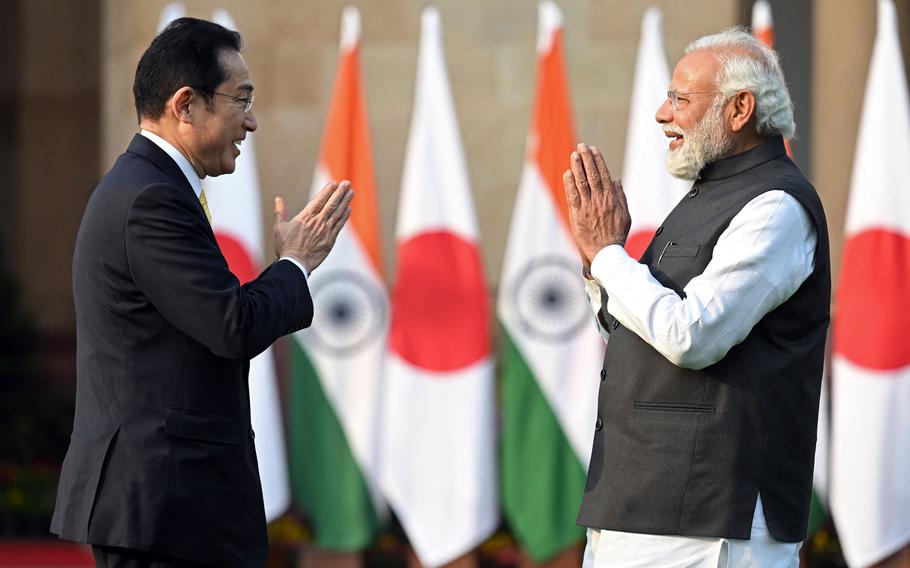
[685,27,795,139]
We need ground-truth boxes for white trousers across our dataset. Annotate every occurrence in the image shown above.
[581,496,801,568]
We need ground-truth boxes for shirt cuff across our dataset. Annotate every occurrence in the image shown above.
[279,256,309,279]
[581,263,595,281]
[589,244,630,284]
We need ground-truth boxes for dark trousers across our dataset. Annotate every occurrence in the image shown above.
[92,545,217,568]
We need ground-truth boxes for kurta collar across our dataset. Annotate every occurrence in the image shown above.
[697,135,787,182]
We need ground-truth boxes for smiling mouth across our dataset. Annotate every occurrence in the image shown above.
[664,130,684,148]
[233,139,244,149]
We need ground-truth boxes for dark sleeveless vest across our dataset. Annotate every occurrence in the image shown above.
[577,136,831,542]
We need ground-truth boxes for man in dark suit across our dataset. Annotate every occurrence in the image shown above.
[51,18,353,567]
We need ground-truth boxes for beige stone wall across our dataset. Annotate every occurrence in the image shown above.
[101,0,737,291]
[16,0,99,331]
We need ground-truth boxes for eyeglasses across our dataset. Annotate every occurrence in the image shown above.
[667,90,720,111]
[213,91,255,113]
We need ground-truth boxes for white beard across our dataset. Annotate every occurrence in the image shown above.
[664,98,734,181]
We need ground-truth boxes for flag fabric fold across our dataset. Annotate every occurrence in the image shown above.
[831,0,910,565]
[202,8,292,523]
[497,2,602,562]
[622,7,689,260]
[378,7,498,567]
[288,6,387,551]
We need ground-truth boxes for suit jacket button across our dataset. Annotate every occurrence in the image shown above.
[600,369,606,382]
[611,319,620,330]
[249,428,255,440]
[688,187,699,198]
[655,226,663,236]
[595,418,603,431]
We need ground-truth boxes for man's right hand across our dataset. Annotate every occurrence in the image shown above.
[563,144,631,265]
[274,181,354,273]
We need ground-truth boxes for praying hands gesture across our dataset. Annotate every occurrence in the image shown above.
[274,180,354,273]
[562,143,631,267]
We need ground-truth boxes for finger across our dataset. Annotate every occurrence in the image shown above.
[327,188,354,226]
[588,146,615,213]
[577,143,601,192]
[332,206,353,233]
[585,145,616,212]
[615,178,630,216]
[301,181,339,217]
[321,181,351,216]
[274,196,287,223]
[563,169,581,209]
[563,170,587,260]
[570,151,590,198]
[590,146,615,189]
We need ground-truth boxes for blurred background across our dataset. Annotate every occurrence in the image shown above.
[1,0,909,567]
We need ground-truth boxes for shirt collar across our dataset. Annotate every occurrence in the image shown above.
[140,130,203,199]
[697,135,788,182]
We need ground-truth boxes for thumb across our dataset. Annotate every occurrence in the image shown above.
[274,196,287,223]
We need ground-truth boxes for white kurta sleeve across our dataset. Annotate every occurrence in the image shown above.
[583,276,611,345]
[589,190,817,370]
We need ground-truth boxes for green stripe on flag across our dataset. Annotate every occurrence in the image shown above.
[500,329,586,562]
[288,341,380,551]
[806,489,828,537]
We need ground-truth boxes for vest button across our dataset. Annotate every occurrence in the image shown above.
[595,418,603,431]
[611,319,620,330]
[688,187,699,198]
[600,369,606,382]
[655,226,663,236]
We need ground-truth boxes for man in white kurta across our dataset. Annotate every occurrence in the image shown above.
[564,29,828,568]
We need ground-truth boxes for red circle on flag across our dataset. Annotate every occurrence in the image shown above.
[215,232,258,285]
[390,231,490,373]
[834,229,910,371]
[625,229,654,261]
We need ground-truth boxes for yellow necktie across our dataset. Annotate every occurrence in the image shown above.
[199,189,213,224]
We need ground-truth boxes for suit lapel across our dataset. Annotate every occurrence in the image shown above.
[126,134,214,236]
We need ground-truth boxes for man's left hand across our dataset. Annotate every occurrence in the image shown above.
[563,143,631,265]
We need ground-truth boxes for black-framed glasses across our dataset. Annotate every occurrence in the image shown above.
[213,91,255,113]
[667,90,720,111]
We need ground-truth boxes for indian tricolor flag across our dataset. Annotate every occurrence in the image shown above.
[498,2,602,562]
[751,0,830,537]
[288,7,387,551]
[622,7,689,260]
[378,7,497,567]
[831,0,910,565]
[202,7,292,523]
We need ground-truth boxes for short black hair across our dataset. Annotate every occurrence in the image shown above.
[133,17,242,122]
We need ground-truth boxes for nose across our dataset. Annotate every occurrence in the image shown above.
[655,97,673,124]
[244,111,258,132]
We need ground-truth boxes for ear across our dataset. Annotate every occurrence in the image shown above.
[728,90,756,133]
[168,86,196,124]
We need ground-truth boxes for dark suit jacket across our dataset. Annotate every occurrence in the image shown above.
[51,134,313,567]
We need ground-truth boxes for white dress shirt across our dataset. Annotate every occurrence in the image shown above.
[582,189,817,567]
[139,130,308,278]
